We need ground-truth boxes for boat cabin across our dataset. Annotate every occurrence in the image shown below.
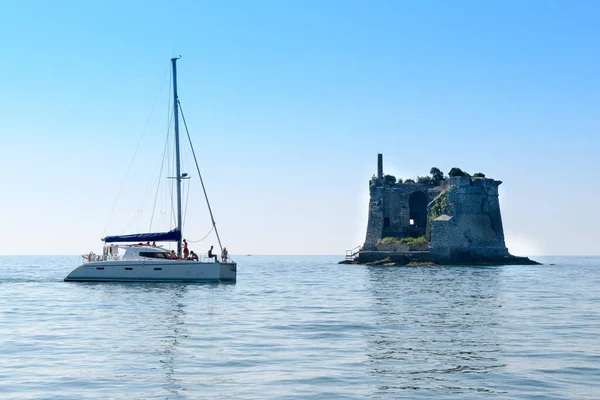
[100,245,173,261]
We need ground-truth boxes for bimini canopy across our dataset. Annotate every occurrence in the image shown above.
[102,228,181,243]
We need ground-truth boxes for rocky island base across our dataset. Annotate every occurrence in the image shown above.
[340,250,540,267]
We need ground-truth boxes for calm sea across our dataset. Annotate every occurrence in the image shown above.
[0,255,598,399]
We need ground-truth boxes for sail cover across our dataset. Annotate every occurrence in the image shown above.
[102,228,181,243]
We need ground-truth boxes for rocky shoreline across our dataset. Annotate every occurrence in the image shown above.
[340,251,541,267]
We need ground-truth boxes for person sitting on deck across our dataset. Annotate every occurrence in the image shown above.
[208,245,218,262]
[189,251,198,261]
[169,249,179,260]
[183,239,189,259]
[221,247,229,262]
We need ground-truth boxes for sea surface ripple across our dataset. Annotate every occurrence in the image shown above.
[0,255,598,399]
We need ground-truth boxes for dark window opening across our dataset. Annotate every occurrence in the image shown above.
[154,268,162,270]
[383,217,390,228]
[139,252,169,259]
[409,191,428,228]
[125,267,133,270]
[96,267,104,270]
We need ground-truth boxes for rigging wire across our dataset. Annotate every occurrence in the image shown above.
[181,141,192,233]
[178,100,224,253]
[102,66,170,236]
[136,210,144,233]
[187,226,214,243]
[149,112,173,231]
[148,71,174,232]
[167,68,177,230]
[121,209,143,234]
[182,177,191,233]
[169,153,176,228]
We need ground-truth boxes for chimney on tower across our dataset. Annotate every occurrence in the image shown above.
[377,153,383,180]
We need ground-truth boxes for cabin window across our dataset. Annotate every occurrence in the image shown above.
[125,268,133,270]
[154,268,162,270]
[139,252,170,259]
[96,267,104,270]
[383,217,390,228]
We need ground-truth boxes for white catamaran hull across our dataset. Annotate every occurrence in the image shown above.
[66,59,237,284]
[64,260,236,282]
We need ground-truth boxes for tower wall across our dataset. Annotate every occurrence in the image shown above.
[429,177,509,262]
[363,181,384,250]
[363,178,444,250]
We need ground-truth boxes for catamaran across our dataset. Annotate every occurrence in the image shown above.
[65,58,236,282]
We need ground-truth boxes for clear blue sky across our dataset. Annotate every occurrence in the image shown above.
[1,0,599,255]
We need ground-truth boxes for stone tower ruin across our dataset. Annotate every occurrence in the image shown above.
[363,154,515,263]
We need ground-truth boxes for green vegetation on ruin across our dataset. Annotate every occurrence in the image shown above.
[380,167,486,186]
[448,167,468,177]
[383,174,397,185]
[428,192,449,223]
[377,236,429,246]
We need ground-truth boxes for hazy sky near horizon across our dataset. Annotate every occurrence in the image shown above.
[1,0,599,256]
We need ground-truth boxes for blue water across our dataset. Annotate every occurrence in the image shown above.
[0,256,598,399]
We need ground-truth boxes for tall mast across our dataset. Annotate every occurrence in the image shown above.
[171,57,183,258]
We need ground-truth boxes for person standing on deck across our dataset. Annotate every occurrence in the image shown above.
[183,239,189,259]
[221,247,228,262]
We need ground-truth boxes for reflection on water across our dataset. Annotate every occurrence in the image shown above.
[365,266,505,395]
[75,283,194,398]
[158,285,187,397]
[1,256,600,399]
